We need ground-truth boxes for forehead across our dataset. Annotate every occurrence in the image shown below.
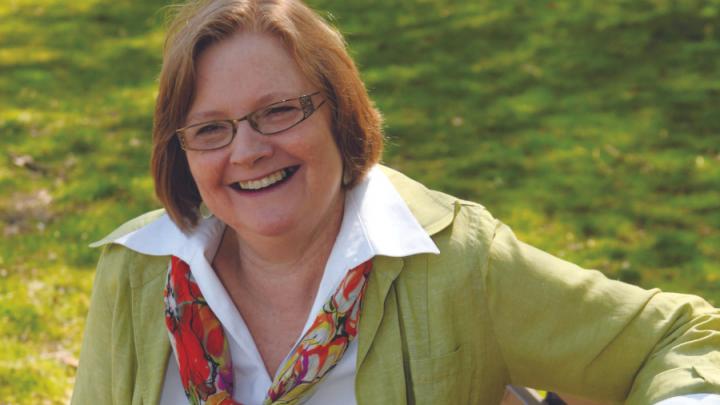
[190,31,310,116]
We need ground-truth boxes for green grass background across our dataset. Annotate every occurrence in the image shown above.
[1,0,719,402]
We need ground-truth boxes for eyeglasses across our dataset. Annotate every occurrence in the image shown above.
[176,92,325,151]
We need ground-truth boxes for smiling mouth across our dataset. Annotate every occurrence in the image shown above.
[230,165,299,192]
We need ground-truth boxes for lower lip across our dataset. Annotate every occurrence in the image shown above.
[229,167,299,196]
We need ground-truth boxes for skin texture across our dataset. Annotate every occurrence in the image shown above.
[184,31,345,376]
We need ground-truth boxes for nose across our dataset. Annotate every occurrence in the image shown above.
[228,121,273,166]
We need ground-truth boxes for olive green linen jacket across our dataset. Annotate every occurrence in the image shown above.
[72,167,720,405]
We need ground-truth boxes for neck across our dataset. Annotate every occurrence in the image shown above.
[214,191,345,306]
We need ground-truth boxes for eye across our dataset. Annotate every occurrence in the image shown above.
[194,122,228,136]
[262,105,299,117]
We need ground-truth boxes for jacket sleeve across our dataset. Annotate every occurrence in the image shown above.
[71,245,136,405]
[482,221,720,404]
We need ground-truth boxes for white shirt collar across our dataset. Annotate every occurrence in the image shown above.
[304,166,439,332]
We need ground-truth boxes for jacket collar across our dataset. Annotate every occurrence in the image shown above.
[377,165,456,237]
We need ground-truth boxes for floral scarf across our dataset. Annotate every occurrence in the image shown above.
[164,256,373,405]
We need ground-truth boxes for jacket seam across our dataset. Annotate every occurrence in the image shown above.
[480,216,512,385]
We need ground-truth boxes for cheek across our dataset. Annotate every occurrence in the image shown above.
[320,138,344,172]
[186,154,224,193]
[299,139,342,179]
[305,126,342,167]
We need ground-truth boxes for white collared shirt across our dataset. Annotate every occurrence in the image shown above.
[109,166,439,405]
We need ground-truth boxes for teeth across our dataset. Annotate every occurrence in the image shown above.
[237,169,288,190]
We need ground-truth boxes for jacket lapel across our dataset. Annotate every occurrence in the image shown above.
[358,166,457,370]
[357,255,405,367]
[355,167,459,404]
[356,255,408,404]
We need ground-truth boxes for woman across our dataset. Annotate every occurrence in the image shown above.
[72,0,720,404]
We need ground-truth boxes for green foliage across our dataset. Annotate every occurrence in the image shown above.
[1,0,718,402]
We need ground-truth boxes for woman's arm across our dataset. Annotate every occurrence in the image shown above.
[71,245,136,405]
[483,221,720,404]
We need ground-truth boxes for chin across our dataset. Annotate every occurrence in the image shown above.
[232,216,299,238]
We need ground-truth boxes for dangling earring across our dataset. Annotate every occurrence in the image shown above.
[199,202,213,219]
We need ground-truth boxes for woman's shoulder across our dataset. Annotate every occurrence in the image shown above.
[89,209,171,296]
[379,164,498,240]
[89,208,167,248]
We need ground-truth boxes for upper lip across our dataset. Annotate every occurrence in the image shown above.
[228,166,296,184]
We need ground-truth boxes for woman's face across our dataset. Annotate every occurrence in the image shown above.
[184,31,344,240]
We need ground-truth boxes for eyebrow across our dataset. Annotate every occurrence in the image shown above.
[185,110,226,124]
[185,91,299,125]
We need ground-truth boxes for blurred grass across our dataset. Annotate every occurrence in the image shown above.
[1,0,719,402]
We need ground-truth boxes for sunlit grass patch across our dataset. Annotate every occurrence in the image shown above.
[0,265,92,403]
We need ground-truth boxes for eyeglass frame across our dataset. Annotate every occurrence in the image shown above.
[175,91,326,151]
